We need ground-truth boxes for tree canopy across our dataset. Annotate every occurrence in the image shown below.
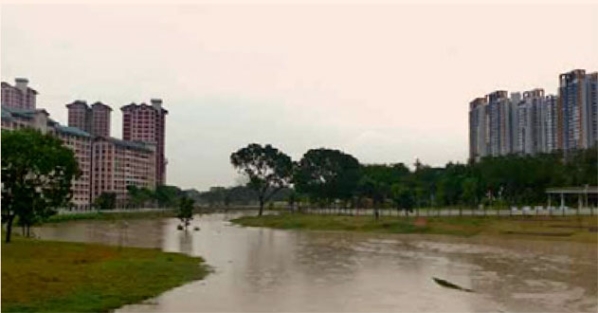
[230,143,293,216]
[1,129,79,242]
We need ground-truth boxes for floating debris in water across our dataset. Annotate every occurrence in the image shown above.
[432,277,474,292]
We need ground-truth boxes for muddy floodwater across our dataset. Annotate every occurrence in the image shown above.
[36,213,597,312]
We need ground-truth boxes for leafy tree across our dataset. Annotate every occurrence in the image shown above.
[357,176,389,220]
[154,185,183,208]
[294,148,361,204]
[230,144,293,216]
[391,183,415,212]
[1,129,79,243]
[94,192,117,210]
[177,196,195,230]
[126,185,154,208]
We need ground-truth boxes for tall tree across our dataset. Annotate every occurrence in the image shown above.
[230,144,293,216]
[294,148,361,205]
[1,129,79,243]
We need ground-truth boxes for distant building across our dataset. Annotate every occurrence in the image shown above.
[2,78,166,210]
[487,90,513,156]
[1,105,93,210]
[92,137,156,206]
[1,78,37,110]
[469,69,597,161]
[558,69,596,151]
[469,97,487,161]
[66,100,112,137]
[543,95,559,153]
[121,99,168,185]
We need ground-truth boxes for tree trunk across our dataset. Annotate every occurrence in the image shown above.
[5,215,15,243]
[258,198,264,216]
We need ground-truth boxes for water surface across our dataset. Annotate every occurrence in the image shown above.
[36,213,598,312]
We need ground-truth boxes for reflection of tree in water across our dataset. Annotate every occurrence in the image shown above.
[179,231,194,255]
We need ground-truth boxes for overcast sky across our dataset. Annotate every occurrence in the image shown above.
[1,2,597,190]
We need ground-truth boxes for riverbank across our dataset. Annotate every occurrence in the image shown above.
[46,210,178,224]
[1,234,209,313]
[231,214,598,243]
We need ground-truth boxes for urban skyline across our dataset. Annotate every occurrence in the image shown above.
[1,78,164,209]
[2,4,597,190]
[469,68,598,161]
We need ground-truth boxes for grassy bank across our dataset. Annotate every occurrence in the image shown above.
[231,214,598,243]
[1,235,209,312]
[45,210,178,224]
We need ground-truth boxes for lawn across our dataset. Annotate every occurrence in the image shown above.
[231,213,598,243]
[1,234,209,312]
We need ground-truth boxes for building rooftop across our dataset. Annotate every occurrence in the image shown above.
[121,102,168,114]
[55,125,92,138]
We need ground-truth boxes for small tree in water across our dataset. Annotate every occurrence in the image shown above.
[177,196,194,230]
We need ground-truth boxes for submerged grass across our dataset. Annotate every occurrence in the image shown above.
[1,234,209,313]
[231,213,598,243]
[45,210,178,224]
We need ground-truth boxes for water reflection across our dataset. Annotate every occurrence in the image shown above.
[35,213,597,313]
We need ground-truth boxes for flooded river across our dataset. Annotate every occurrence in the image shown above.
[36,213,597,312]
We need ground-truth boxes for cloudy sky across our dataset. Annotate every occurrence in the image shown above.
[2,1,597,190]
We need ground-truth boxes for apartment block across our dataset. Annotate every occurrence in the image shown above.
[1,105,93,210]
[1,78,37,110]
[2,78,167,210]
[66,100,112,137]
[92,137,156,206]
[122,99,168,185]
[469,97,487,161]
[469,68,597,161]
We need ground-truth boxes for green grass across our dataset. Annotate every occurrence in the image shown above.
[45,210,178,224]
[231,213,598,242]
[1,234,209,313]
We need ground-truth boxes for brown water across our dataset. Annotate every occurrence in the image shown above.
[35,213,598,312]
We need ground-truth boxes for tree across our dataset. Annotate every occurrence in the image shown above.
[154,185,183,208]
[230,144,293,216]
[177,196,195,230]
[358,176,389,220]
[391,183,415,213]
[1,129,79,243]
[294,148,361,205]
[94,192,117,211]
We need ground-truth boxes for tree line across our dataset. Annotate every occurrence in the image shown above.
[230,143,598,217]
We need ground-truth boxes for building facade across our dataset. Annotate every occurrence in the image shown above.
[469,69,597,161]
[1,78,37,110]
[2,78,166,210]
[469,97,487,161]
[121,99,168,185]
[66,100,112,137]
[92,137,156,206]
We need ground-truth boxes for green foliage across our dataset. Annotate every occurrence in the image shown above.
[1,129,79,242]
[230,144,293,216]
[177,197,195,230]
[94,192,117,211]
[294,148,361,202]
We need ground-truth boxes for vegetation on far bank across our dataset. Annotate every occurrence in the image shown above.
[231,213,598,243]
[1,234,209,313]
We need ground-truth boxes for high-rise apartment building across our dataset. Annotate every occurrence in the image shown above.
[543,95,559,153]
[470,68,597,161]
[487,90,513,156]
[469,97,487,161]
[516,89,545,155]
[122,99,168,185]
[1,78,38,110]
[92,137,156,206]
[559,69,594,151]
[586,72,598,148]
[66,100,112,137]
